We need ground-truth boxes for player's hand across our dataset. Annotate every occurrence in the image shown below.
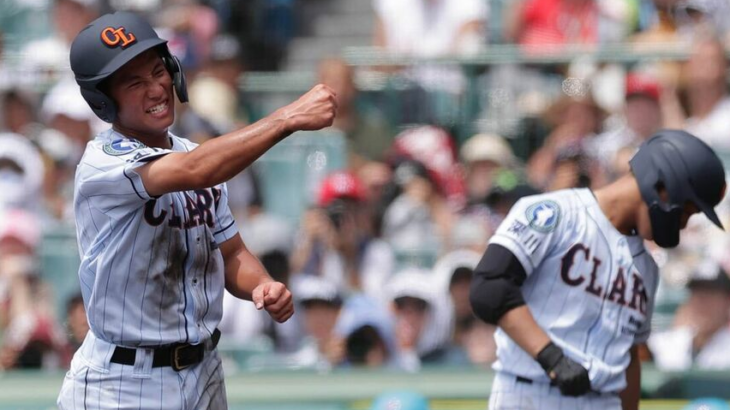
[252,281,294,323]
[536,342,591,397]
[277,84,337,133]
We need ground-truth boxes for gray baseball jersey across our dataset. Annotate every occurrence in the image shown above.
[489,188,659,393]
[72,129,238,347]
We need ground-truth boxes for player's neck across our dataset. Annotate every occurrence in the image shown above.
[594,175,642,235]
[112,124,172,149]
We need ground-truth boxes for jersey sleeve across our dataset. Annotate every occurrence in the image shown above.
[76,140,171,219]
[488,196,564,276]
[211,182,238,244]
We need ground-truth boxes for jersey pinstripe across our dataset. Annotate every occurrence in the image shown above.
[489,188,659,393]
[73,129,238,347]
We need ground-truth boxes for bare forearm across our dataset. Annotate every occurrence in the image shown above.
[222,235,274,301]
[498,305,551,358]
[225,253,273,301]
[140,84,336,196]
[184,114,289,189]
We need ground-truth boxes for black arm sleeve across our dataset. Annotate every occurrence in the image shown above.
[469,244,528,325]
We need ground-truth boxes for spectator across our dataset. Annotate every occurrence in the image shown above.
[526,93,605,190]
[157,0,219,71]
[547,143,597,191]
[20,0,99,83]
[219,213,299,353]
[588,72,664,182]
[0,209,64,369]
[290,171,395,295]
[60,293,88,365]
[460,133,518,206]
[372,0,488,105]
[318,57,392,164]
[664,34,730,155]
[505,0,633,50]
[0,89,39,136]
[634,0,730,46]
[0,133,45,213]
[38,77,101,220]
[648,263,730,370]
[385,268,459,371]
[186,34,247,137]
[434,250,497,366]
[390,125,466,209]
[184,34,259,219]
[334,294,401,369]
[449,214,491,254]
[287,275,345,370]
[381,159,446,258]
[374,0,487,56]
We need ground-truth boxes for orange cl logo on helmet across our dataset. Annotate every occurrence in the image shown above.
[101,26,137,48]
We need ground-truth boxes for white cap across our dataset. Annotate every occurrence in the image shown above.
[41,77,98,124]
[433,249,482,290]
[460,133,515,167]
[239,213,294,256]
[0,133,44,209]
[386,267,436,304]
[291,275,343,305]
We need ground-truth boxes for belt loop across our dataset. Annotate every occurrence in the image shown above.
[211,328,221,349]
[132,348,153,378]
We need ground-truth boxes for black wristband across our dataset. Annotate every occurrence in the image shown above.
[536,341,563,373]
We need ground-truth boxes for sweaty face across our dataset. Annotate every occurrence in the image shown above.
[107,49,175,140]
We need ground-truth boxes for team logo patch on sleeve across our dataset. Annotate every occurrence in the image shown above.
[525,200,560,233]
[103,139,143,156]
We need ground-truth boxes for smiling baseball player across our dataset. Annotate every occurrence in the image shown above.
[470,130,727,409]
[57,11,336,410]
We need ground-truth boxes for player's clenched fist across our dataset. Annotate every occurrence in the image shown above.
[277,84,337,132]
[252,281,294,323]
[536,342,591,396]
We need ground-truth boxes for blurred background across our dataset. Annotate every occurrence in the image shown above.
[2,0,730,409]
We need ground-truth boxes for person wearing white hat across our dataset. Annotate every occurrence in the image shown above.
[648,261,730,371]
[460,133,517,206]
[0,133,44,212]
[385,267,458,371]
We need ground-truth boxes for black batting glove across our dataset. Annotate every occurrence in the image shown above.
[536,342,591,397]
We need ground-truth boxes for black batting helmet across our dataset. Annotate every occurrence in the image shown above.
[629,129,726,248]
[69,11,188,123]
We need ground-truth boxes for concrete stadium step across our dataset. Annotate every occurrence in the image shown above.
[284,36,372,71]
[332,0,376,14]
[313,13,374,38]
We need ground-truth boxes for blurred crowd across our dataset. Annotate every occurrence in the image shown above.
[1,0,730,377]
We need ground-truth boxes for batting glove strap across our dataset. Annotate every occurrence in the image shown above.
[536,341,563,373]
[536,342,591,397]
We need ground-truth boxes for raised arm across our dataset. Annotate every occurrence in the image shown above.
[136,84,337,197]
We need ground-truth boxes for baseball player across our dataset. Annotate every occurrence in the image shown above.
[57,11,336,410]
[469,130,726,409]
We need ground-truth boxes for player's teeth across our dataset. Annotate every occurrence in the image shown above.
[147,103,166,114]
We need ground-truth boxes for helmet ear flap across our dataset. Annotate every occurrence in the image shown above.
[163,54,188,103]
[79,87,117,123]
